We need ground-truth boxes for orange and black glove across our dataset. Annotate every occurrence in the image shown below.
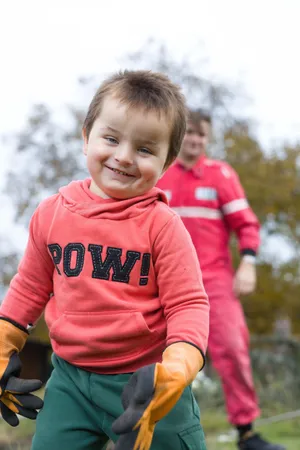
[0,317,43,426]
[112,342,204,450]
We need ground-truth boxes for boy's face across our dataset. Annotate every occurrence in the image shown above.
[83,96,170,199]
[180,119,210,161]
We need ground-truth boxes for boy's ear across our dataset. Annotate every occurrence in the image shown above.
[82,128,88,155]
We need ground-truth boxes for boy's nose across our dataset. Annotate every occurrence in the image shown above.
[114,145,133,165]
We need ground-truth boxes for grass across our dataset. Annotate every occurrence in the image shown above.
[201,410,300,450]
[0,400,299,449]
[0,420,35,449]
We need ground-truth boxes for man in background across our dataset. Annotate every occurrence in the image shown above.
[156,110,285,450]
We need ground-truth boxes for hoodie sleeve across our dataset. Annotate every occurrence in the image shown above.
[152,214,209,356]
[0,203,54,328]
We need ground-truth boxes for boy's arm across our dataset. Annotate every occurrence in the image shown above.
[0,204,54,328]
[0,203,53,426]
[153,214,209,359]
[112,214,209,450]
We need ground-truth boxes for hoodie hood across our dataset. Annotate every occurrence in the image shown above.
[59,178,168,220]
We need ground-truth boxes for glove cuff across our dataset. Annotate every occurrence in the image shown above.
[162,342,204,387]
[0,318,28,356]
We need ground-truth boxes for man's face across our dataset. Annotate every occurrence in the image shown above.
[180,120,210,161]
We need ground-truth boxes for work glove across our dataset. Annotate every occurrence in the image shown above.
[0,317,43,426]
[112,342,204,450]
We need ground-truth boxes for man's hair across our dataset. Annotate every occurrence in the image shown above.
[188,109,212,126]
[83,70,188,168]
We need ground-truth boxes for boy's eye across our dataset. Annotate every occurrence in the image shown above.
[105,136,118,144]
[138,147,152,155]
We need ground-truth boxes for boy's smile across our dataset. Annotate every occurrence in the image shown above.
[104,166,135,178]
[83,96,171,199]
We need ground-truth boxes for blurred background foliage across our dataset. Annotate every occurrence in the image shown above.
[2,41,300,335]
[1,43,300,412]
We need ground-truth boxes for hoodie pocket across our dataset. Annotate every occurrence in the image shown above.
[49,310,160,362]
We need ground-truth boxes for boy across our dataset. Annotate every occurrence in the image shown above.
[0,72,209,450]
[157,110,285,450]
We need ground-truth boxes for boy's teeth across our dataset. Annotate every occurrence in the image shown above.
[113,168,127,175]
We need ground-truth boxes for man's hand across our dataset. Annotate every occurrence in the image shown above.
[233,258,257,297]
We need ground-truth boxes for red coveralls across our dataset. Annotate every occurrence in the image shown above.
[157,155,261,425]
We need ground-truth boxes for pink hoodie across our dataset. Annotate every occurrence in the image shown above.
[1,179,209,374]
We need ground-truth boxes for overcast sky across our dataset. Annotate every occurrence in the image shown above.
[0,0,299,257]
[1,1,299,139]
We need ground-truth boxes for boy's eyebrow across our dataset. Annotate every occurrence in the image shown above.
[100,126,120,133]
[139,139,159,147]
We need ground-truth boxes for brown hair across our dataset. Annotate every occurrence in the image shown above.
[83,70,188,168]
[188,109,212,127]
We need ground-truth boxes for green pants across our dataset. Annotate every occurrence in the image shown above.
[31,354,206,450]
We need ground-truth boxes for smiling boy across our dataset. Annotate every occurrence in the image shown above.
[0,71,209,450]
[83,96,171,199]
